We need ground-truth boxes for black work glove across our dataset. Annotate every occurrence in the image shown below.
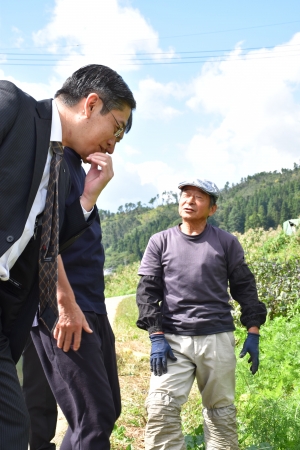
[149,334,177,376]
[239,332,260,375]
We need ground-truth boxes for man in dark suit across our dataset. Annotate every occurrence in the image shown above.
[0,64,136,450]
[23,146,121,450]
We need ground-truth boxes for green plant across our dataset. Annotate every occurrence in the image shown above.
[245,445,273,449]
[111,424,134,448]
[247,257,300,319]
[184,424,205,449]
[105,262,140,298]
[235,310,300,449]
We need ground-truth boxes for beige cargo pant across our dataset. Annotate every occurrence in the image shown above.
[145,332,239,450]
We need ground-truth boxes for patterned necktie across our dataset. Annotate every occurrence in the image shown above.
[39,141,64,332]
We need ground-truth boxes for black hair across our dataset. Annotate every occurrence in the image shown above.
[55,64,136,133]
[209,196,217,207]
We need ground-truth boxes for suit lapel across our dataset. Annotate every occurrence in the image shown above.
[25,99,52,218]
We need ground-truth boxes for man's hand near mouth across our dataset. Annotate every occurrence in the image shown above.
[80,152,114,211]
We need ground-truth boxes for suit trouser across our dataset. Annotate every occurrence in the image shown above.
[0,316,30,450]
[31,312,121,450]
[0,232,42,450]
[0,284,39,450]
[23,334,57,450]
[145,332,239,450]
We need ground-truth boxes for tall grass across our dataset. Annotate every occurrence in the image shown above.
[105,261,140,298]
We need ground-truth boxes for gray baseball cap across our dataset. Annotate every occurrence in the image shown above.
[178,178,220,199]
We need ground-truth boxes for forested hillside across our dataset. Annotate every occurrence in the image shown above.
[100,163,300,268]
[215,163,300,232]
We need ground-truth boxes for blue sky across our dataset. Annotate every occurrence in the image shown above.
[1,0,300,211]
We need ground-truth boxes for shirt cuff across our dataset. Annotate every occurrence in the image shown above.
[0,266,9,281]
[80,204,94,221]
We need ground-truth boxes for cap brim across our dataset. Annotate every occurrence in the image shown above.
[178,182,219,198]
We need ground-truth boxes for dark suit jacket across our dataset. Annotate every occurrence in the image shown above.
[0,80,96,362]
[0,80,93,255]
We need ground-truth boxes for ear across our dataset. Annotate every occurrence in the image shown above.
[83,93,101,118]
[208,204,218,217]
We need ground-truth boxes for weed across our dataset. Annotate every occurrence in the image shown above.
[111,423,134,449]
[184,424,205,449]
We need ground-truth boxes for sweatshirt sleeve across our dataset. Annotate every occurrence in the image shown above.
[138,236,163,277]
[136,275,164,334]
[229,262,267,329]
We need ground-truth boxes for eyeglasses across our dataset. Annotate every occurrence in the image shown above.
[100,97,124,138]
[109,109,124,138]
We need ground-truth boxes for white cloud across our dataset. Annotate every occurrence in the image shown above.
[92,155,157,211]
[0,69,56,99]
[11,26,24,48]
[134,78,185,120]
[185,33,300,186]
[0,1,179,104]
[122,144,141,156]
[125,160,187,193]
[32,0,174,79]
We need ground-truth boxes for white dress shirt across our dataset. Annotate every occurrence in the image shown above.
[0,100,91,282]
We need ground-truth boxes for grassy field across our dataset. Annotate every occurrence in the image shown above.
[111,296,300,450]
[109,226,300,449]
[111,295,149,449]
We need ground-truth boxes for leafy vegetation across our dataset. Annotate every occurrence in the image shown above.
[111,298,300,450]
[232,228,300,320]
[234,308,300,449]
[100,164,300,269]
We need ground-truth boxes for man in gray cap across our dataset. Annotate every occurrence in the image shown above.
[136,179,267,450]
